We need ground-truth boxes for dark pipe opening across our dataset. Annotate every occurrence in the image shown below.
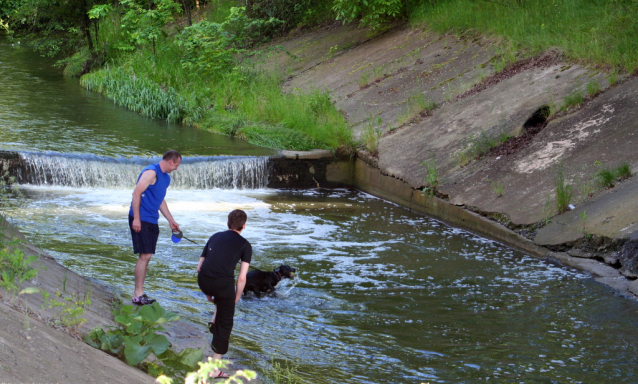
[523,105,551,131]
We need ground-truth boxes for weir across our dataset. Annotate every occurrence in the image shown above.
[5,151,270,190]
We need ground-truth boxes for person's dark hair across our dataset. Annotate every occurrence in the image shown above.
[228,209,247,231]
[163,150,182,162]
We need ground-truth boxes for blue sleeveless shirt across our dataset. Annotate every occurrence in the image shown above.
[129,163,171,224]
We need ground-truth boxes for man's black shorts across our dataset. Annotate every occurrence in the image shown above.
[129,215,159,255]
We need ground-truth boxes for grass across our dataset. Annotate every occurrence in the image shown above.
[81,36,352,151]
[554,163,573,214]
[457,127,509,165]
[397,93,436,127]
[596,162,632,189]
[562,89,584,110]
[409,0,638,72]
[362,117,383,154]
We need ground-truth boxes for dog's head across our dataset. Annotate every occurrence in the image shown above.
[274,264,296,279]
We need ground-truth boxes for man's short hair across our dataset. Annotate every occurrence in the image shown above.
[228,209,247,231]
[163,150,182,162]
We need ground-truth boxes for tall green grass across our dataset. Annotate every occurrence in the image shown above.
[410,0,638,72]
[81,36,351,150]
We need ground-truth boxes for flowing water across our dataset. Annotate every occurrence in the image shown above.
[2,40,638,384]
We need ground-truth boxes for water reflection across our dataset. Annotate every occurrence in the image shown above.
[0,39,275,157]
[4,187,638,383]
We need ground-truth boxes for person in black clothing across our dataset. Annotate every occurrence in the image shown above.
[197,209,251,379]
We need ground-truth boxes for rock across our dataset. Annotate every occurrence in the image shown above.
[619,240,638,278]
[567,249,593,258]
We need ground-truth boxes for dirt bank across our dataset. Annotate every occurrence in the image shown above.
[267,23,638,297]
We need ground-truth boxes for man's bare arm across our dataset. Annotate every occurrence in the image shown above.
[131,170,156,232]
[235,261,250,303]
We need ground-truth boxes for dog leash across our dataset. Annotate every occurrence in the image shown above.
[171,230,200,245]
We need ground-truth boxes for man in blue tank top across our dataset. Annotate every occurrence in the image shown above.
[129,150,182,305]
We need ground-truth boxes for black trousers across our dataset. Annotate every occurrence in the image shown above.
[198,274,236,355]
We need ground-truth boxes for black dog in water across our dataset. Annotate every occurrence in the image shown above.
[243,264,296,298]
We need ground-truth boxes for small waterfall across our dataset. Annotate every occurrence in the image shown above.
[17,152,270,189]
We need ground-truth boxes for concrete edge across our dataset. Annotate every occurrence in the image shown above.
[352,158,638,299]
[280,149,334,159]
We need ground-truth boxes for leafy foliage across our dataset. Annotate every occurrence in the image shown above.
[83,302,203,376]
[333,0,404,30]
[116,0,181,53]
[0,238,39,298]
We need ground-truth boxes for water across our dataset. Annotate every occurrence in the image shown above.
[0,39,275,157]
[2,39,638,383]
[4,185,638,383]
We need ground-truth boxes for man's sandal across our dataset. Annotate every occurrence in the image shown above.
[211,370,228,379]
[132,294,156,306]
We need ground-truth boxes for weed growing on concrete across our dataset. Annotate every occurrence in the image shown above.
[608,71,618,86]
[616,162,632,180]
[458,128,509,165]
[542,195,554,225]
[575,166,597,203]
[362,117,383,155]
[489,180,503,198]
[327,45,339,57]
[597,167,616,189]
[579,210,588,235]
[554,164,573,214]
[596,161,632,189]
[0,238,39,300]
[586,81,600,97]
[420,154,439,197]
[563,90,584,110]
[49,289,91,330]
[84,302,203,377]
[359,72,371,89]
[397,93,436,126]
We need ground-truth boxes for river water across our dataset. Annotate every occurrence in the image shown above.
[2,39,638,383]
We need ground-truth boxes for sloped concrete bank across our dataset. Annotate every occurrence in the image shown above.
[262,23,638,299]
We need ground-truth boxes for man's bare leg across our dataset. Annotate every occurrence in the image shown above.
[134,253,152,298]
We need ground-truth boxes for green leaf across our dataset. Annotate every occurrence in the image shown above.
[158,347,203,371]
[143,333,170,356]
[100,333,124,353]
[124,339,152,366]
[19,287,40,295]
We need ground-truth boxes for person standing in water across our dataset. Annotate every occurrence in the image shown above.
[129,150,182,305]
[197,209,251,379]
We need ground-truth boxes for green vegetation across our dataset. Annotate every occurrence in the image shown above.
[587,80,600,97]
[362,117,383,155]
[84,301,203,378]
[554,164,573,214]
[397,93,436,127]
[489,180,503,198]
[0,238,39,299]
[457,128,509,165]
[265,357,303,384]
[4,0,638,152]
[156,357,257,384]
[420,154,439,197]
[562,90,584,110]
[49,289,91,329]
[596,161,633,189]
[410,0,638,72]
